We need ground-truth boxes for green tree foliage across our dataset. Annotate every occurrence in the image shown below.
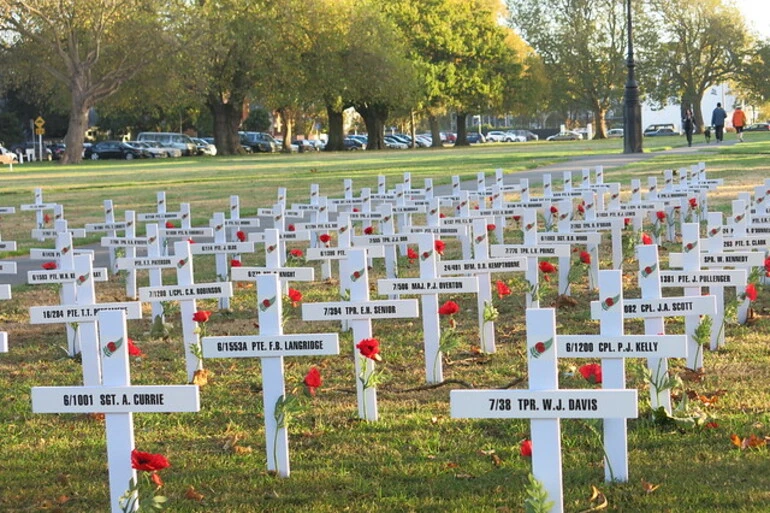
[0,0,167,163]
[734,40,770,116]
[508,0,636,138]
[643,0,752,132]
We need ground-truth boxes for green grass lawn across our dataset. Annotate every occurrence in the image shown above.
[2,136,770,511]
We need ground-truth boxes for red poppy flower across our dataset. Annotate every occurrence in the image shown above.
[520,439,532,457]
[107,341,117,353]
[364,226,374,235]
[353,207,360,213]
[624,217,632,226]
[187,238,195,244]
[43,213,52,224]
[304,367,322,396]
[192,310,211,323]
[642,233,653,245]
[579,363,602,384]
[439,213,446,219]
[290,248,304,258]
[745,283,758,302]
[288,288,303,306]
[319,233,331,244]
[287,224,296,232]
[165,221,175,229]
[656,211,666,221]
[236,230,247,242]
[262,298,272,309]
[356,338,381,361]
[496,280,512,299]
[407,247,418,261]
[434,240,446,256]
[438,300,460,316]
[579,251,591,264]
[42,261,57,270]
[550,206,558,214]
[764,257,770,274]
[689,197,698,209]
[534,342,546,353]
[539,261,556,273]
[486,223,496,232]
[230,259,242,267]
[131,449,170,472]
[577,203,585,213]
[128,338,144,357]
[512,215,521,222]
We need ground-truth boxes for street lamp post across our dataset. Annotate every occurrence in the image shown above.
[623,0,643,154]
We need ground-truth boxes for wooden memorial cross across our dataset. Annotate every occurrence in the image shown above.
[225,194,260,261]
[115,224,174,326]
[30,208,87,242]
[20,187,58,241]
[231,229,314,294]
[202,273,339,477]
[378,233,478,381]
[610,243,717,384]
[136,191,181,255]
[85,200,127,273]
[138,241,233,382]
[29,254,143,385]
[451,308,638,513]
[32,310,200,513]
[567,270,687,478]
[159,203,214,249]
[303,249,419,421]
[0,222,14,351]
[667,214,747,350]
[197,212,257,310]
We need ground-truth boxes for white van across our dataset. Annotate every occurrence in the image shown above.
[136,132,197,156]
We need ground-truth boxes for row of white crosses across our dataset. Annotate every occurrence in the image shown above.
[0,203,15,352]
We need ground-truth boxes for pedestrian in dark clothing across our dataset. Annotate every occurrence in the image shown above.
[683,109,694,147]
[711,103,727,142]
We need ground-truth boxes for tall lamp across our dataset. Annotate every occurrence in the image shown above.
[623,0,643,154]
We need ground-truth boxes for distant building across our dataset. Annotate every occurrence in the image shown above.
[641,83,753,131]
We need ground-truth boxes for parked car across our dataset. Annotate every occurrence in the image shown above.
[191,137,217,156]
[465,132,486,144]
[643,124,677,136]
[47,143,66,160]
[546,131,582,141]
[440,131,457,143]
[343,137,365,150]
[508,129,538,141]
[11,141,52,160]
[136,132,197,156]
[744,123,770,132]
[384,135,408,149]
[122,141,154,159]
[644,127,678,137]
[239,131,278,153]
[292,139,319,152]
[485,130,507,142]
[84,141,145,160]
[142,140,182,157]
[126,141,167,158]
[607,128,624,138]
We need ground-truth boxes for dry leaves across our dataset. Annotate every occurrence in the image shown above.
[641,479,661,494]
[730,433,769,449]
[192,369,210,387]
[185,485,205,502]
[577,485,608,513]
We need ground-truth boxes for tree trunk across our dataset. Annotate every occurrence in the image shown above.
[61,95,89,165]
[409,110,416,149]
[208,96,244,155]
[325,105,345,151]
[429,114,442,147]
[592,106,608,139]
[356,103,388,150]
[455,112,469,146]
[278,107,293,152]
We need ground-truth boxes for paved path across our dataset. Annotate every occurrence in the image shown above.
[0,142,733,287]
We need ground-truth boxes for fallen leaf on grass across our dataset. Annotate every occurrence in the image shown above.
[454,473,475,479]
[192,369,210,387]
[233,445,253,454]
[445,462,459,469]
[185,485,205,502]
[731,433,767,449]
[478,449,496,456]
[680,368,705,382]
[491,454,503,467]
[577,485,608,513]
[641,479,661,494]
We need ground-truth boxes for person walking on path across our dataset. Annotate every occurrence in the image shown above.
[711,102,728,142]
[683,109,694,147]
[732,105,747,142]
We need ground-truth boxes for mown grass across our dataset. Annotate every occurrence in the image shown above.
[1,136,770,512]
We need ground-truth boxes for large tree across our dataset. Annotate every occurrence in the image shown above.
[0,0,167,163]
[508,0,637,138]
[644,0,752,132]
